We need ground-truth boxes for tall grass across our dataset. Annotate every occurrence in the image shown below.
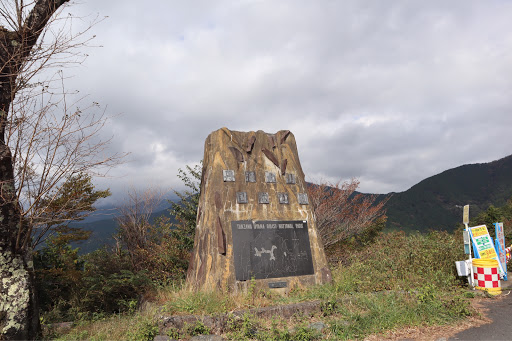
[50,231,476,340]
[332,230,465,293]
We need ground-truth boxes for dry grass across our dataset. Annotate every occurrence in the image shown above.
[364,295,492,341]
[51,315,134,340]
[50,231,487,340]
[153,281,286,316]
[49,308,161,341]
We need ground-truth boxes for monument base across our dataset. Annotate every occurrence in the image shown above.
[186,128,332,292]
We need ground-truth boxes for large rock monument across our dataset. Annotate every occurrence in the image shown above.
[186,128,331,293]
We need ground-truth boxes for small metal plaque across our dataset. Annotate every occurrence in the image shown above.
[237,192,248,204]
[258,192,269,204]
[278,193,289,204]
[298,193,309,205]
[265,171,276,183]
[462,230,470,244]
[223,170,235,182]
[245,171,256,183]
[285,173,296,184]
[268,281,288,289]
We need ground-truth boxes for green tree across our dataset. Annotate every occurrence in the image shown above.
[169,163,201,253]
[472,205,500,227]
[31,173,111,248]
[471,199,512,242]
[32,174,111,322]
[33,231,86,322]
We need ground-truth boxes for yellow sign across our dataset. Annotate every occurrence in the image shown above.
[463,205,469,224]
[471,225,488,238]
[470,225,499,262]
[480,248,498,259]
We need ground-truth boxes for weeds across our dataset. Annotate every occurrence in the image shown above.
[291,323,322,341]
[330,231,465,293]
[165,326,181,339]
[320,300,338,317]
[225,314,322,341]
[185,320,211,336]
[261,318,293,341]
[49,231,478,340]
[226,313,259,339]
[162,290,230,315]
[246,277,257,306]
[125,319,159,341]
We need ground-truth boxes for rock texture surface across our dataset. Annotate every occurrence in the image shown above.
[186,128,331,293]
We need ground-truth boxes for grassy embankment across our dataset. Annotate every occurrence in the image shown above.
[46,231,482,340]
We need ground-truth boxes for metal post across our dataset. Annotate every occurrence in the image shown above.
[463,205,474,288]
[465,223,474,288]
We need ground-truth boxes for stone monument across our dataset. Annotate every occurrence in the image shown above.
[186,128,331,293]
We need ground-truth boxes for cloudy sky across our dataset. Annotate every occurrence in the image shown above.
[55,0,512,204]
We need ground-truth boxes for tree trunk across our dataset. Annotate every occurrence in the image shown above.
[0,1,71,338]
[0,59,40,341]
[0,248,39,340]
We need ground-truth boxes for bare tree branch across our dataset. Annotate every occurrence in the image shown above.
[0,2,114,338]
[308,178,389,247]
[116,187,165,269]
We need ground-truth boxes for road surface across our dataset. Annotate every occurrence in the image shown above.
[450,274,512,341]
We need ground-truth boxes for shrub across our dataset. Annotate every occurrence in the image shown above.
[308,179,388,248]
[185,320,211,337]
[291,323,321,341]
[226,313,259,339]
[34,233,87,322]
[333,231,465,293]
[36,244,152,322]
[126,319,159,341]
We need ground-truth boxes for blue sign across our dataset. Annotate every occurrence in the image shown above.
[494,222,507,281]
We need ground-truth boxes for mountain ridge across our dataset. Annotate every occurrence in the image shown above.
[384,154,512,232]
[71,154,512,252]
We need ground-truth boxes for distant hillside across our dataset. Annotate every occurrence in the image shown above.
[385,154,512,232]
[70,155,512,253]
[71,206,175,254]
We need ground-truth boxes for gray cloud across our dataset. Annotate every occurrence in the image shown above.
[50,0,512,201]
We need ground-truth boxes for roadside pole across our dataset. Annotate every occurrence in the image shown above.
[463,205,474,288]
[494,222,508,281]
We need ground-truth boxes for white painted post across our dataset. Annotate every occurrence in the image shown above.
[463,205,474,288]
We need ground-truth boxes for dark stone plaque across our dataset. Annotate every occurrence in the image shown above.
[278,193,289,204]
[231,220,314,281]
[285,173,296,184]
[237,192,248,204]
[258,192,269,204]
[223,170,235,182]
[298,193,309,205]
[265,171,276,183]
[245,171,256,183]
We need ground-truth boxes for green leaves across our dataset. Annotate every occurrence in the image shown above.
[169,163,201,252]
[32,172,111,248]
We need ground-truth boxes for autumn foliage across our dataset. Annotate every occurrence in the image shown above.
[307,178,389,248]
[115,187,191,283]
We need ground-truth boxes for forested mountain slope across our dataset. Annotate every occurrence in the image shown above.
[385,154,512,232]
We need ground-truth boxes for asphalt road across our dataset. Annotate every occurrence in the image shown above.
[450,274,512,341]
